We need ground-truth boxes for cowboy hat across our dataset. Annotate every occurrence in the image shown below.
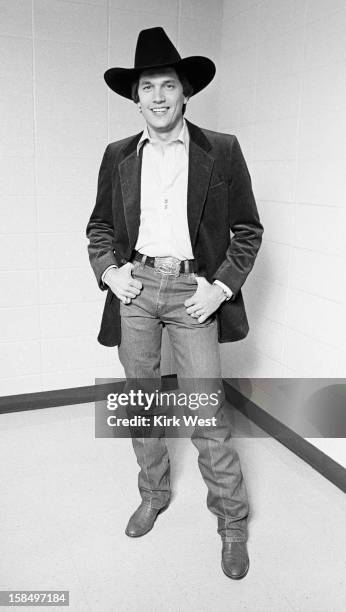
[104,26,216,99]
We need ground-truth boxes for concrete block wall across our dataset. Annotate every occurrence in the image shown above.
[219,0,346,379]
[1,0,345,396]
[0,0,222,395]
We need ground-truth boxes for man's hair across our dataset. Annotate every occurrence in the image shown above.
[131,67,193,115]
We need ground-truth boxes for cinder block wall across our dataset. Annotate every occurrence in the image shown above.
[219,0,346,379]
[1,0,345,397]
[0,0,222,395]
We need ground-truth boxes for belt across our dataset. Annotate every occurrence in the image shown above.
[131,251,196,275]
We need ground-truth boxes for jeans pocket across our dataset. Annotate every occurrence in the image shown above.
[182,273,198,290]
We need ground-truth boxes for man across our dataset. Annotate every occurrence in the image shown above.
[86,27,263,580]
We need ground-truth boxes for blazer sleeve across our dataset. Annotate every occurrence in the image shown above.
[86,145,119,290]
[212,136,263,297]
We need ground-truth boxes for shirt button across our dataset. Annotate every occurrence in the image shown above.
[164,198,168,203]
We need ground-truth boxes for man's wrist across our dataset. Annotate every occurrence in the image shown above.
[212,283,227,304]
[102,265,118,286]
[213,280,232,301]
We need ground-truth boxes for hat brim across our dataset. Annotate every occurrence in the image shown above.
[104,56,216,99]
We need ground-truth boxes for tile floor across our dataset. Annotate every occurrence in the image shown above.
[0,403,345,611]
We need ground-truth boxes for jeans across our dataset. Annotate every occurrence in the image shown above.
[118,260,249,542]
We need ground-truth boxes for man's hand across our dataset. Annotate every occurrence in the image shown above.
[184,277,226,323]
[103,263,142,304]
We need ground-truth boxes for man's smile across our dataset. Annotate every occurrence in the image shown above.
[151,107,169,115]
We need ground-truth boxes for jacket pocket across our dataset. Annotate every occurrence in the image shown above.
[209,180,225,190]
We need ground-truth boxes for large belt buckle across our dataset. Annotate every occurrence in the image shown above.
[154,256,180,277]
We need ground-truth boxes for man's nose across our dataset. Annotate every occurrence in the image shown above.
[153,87,165,103]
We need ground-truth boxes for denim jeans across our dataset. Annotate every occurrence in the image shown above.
[118,260,249,542]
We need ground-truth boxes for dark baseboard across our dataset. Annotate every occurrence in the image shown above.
[0,375,178,414]
[223,380,346,494]
[1,377,345,493]
[0,383,120,414]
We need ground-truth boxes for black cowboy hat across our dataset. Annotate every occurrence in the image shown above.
[104,27,216,99]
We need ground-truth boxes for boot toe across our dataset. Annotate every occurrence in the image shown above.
[221,542,249,580]
[125,503,167,538]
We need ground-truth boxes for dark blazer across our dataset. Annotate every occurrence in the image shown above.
[86,120,263,347]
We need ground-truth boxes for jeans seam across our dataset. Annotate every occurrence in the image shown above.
[141,437,153,509]
[120,264,248,534]
[155,273,165,316]
[206,438,233,541]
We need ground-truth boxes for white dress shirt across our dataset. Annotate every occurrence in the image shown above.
[102,119,232,299]
[135,119,193,259]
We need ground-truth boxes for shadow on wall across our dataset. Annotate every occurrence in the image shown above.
[305,385,346,437]
[227,378,346,438]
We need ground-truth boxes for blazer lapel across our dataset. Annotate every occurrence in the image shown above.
[119,139,143,250]
[118,122,214,251]
[186,121,214,247]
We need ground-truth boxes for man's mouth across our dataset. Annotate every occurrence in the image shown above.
[151,107,169,115]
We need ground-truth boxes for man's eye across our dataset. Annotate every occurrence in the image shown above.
[142,85,151,90]
[166,84,174,89]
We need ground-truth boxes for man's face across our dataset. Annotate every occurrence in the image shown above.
[137,67,186,135]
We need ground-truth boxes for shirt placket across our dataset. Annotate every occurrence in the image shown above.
[156,144,170,246]
[162,145,169,212]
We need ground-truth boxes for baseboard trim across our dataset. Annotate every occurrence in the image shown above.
[0,375,178,414]
[1,377,345,493]
[223,380,346,494]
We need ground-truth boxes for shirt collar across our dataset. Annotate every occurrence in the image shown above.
[136,118,189,156]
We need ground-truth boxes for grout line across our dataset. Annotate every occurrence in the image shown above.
[31,0,43,393]
[0,366,122,384]
[106,0,110,144]
[251,2,261,160]
[257,199,345,210]
[0,333,109,344]
[0,297,103,307]
[176,0,182,47]
[0,303,103,312]
[250,274,342,304]
[257,241,343,260]
[0,266,95,272]
[0,33,33,41]
[216,0,224,126]
[280,0,309,367]
[222,1,346,29]
[248,318,343,353]
[260,235,344,253]
[57,0,107,5]
[222,1,261,23]
[0,231,88,236]
[0,299,103,310]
